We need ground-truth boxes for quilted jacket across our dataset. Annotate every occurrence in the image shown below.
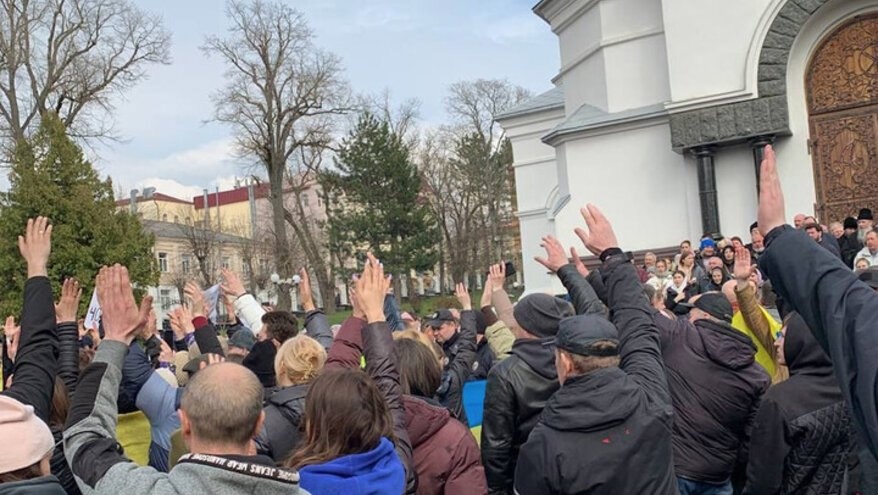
[744,313,854,494]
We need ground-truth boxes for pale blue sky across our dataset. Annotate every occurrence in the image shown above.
[99,0,558,200]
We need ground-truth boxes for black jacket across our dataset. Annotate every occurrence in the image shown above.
[513,252,677,495]
[654,312,769,482]
[744,313,854,494]
[0,476,66,494]
[838,233,862,268]
[471,338,495,381]
[557,264,605,315]
[256,383,309,462]
[759,225,878,458]
[438,310,477,424]
[481,337,559,494]
[51,322,82,495]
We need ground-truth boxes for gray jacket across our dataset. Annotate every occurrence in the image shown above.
[63,340,309,495]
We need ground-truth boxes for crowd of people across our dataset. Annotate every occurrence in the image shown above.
[1,144,878,494]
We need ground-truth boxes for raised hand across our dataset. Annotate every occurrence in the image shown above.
[4,316,20,362]
[298,267,316,312]
[758,145,786,236]
[159,339,174,364]
[733,247,755,282]
[55,278,82,324]
[220,268,246,299]
[96,265,153,345]
[19,217,52,278]
[480,276,493,309]
[198,353,225,370]
[570,247,589,278]
[355,254,391,323]
[455,283,472,311]
[534,236,569,273]
[169,305,195,339]
[184,281,207,318]
[488,263,506,290]
[575,204,619,256]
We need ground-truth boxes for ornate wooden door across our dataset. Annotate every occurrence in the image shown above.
[807,13,878,223]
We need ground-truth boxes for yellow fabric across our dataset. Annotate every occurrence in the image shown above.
[116,411,151,466]
[470,425,481,446]
[169,429,188,469]
[732,308,782,379]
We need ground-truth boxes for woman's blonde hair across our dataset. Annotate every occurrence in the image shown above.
[275,334,327,387]
[393,329,443,365]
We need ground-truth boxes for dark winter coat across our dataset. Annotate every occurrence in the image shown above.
[744,313,854,494]
[838,233,862,268]
[404,395,486,495]
[0,476,66,495]
[470,338,495,381]
[653,312,769,483]
[480,337,559,494]
[51,322,82,495]
[438,310,478,424]
[513,252,677,495]
[255,383,309,462]
[759,225,878,458]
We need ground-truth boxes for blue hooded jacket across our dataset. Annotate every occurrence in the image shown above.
[298,437,404,495]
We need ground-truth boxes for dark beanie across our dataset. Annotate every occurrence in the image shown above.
[844,217,858,230]
[513,294,574,338]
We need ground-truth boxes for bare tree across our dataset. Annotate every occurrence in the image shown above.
[175,217,220,287]
[0,0,171,144]
[444,79,530,265]
[204,0,349,310]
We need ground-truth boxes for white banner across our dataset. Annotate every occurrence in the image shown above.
[84,289,101,330]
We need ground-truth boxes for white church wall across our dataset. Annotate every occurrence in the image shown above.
[549,121,693,254]
[662,0,774,107]
[603,34,671,112]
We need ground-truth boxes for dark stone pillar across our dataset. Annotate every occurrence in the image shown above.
[694,146,720,237]
[750,135,775,195]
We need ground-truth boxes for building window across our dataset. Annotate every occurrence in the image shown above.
[162,214,168,222]
[158,252,168,272]
[160,289,172,310]
[317,197,322,207]
[181,255,191,274]
[174,215,179,224]
[302,195,310,207]
[259,258,268,274]
[222,257,231,270]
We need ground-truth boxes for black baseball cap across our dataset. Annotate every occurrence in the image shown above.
[544,314,620,357]
[680,292,734,322]
[427,309,456,328]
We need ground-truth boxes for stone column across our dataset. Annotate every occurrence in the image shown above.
[693,146,720,236]
[750,135,775,195]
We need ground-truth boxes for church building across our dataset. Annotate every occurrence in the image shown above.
[498,0,878,293]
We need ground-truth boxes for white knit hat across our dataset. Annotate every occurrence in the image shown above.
[0,395,55,473]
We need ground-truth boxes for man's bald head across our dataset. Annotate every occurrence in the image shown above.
[180,363,264,447]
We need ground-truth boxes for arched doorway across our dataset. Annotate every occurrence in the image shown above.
[807,13,878,223]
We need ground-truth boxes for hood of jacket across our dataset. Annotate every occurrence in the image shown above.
[266,383,309,409]
[510,337,558,380]
[403,395,451,449]
[695,318,757,370]
[783,312,834,377]
[0,476,66,495]
[299,437,404,495]
[541,367,641,432]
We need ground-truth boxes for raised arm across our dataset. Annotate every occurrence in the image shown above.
[480,277,514,360]
[222,268,265,335]
[298,268,334,351]
[357,254,416,495]
[756,144,878,455]
[1,217,58,423]
[576,205,671,407]
[488,263,518,330]
[55,278,83,393]
[535,236,604,315]
[64,265,169,492]
[440,284,478,419]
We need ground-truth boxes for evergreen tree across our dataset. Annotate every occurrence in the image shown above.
[328,112,438,288]
[0,113,158,316]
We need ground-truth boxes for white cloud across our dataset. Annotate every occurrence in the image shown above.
[133,178,202,202]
